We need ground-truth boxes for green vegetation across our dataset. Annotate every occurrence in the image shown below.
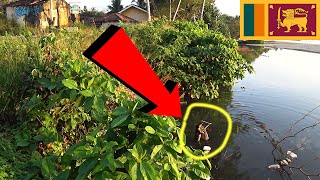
[0,13,252,179]
[125,19,252,99]
[203,5,240,38]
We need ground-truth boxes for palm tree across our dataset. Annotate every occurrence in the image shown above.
[108,0,123,13]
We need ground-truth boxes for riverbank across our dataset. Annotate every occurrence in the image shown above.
[247,41,320,54]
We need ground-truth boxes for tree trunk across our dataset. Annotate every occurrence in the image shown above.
[169,0,172,21]
[172,0,181,21]
[201,0,206,20]
[146,0,151,21]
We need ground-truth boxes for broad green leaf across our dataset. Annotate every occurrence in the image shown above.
[88,78,95,88]
[92,164,105,175]
[75,96,83,107]
[54,169,70,180]
[132,102,139,112]
[39,78,56,90]
[62,79,78,90]
[191,164,211,179]
[107,81,115,92]
[140,160,157,180]
[112,106,129,116]
[166,117,177,128]
[83,97,93,111]
[101,153,117,172]
[80,90,94,97]
[151,145,163,159]
[130,163,142,180]
[47,95,58,109]
[70,117,77,130]
[167,153,180,178]
[41,158,57,179]
[92,110,107,123]
[76,158,98,180]
[93,96,105,112]
[128,124,136,130]
[164,163,170,171]
[161,170,170,180]
[110,114,129,128]
[15,130,31,147]
[70,90,77,101]
[128,144,145,162]
[169,140,182,153]
[177,128,186,145]
[145,126,156,134]
[61,153,72,165]
[73,145,97,159]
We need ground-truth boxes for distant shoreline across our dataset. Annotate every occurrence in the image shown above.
[246,41,320,54]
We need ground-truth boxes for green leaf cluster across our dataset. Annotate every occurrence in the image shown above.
[125,19,253,99]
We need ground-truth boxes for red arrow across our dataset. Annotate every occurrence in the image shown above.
[83,25,182,118]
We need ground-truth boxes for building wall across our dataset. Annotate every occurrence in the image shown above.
[6,0,70,29]
[121,8,148,22]
[6,5,42,26]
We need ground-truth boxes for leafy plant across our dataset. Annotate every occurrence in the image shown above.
[125,19,253,99]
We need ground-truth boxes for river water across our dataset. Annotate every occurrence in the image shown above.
[184,48,320,179]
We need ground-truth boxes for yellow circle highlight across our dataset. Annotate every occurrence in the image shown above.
[179,103,233,160]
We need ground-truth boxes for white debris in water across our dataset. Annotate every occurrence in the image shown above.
[287,151,298,159]
[285,158,292,164]
[203,146,211,152]
[268,164,280,170]
[279,159,289,166]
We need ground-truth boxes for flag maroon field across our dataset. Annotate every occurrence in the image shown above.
[268,4,316,36]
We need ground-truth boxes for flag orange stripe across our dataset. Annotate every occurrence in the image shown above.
[254,4,265,36]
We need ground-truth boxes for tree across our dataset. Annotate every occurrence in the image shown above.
[108,0,123,13]
[203,4,230,36]
[80,7,104,17]
[151,0,210,20]
[132,0,146,8]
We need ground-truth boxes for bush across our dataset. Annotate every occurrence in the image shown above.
[11,29,211,179]
[124,19,253,99]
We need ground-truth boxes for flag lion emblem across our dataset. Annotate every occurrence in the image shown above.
[277,8,309,32]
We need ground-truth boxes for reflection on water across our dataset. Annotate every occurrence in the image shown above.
[184,49,320,179]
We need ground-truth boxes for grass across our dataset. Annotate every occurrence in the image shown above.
[0,14,101,124]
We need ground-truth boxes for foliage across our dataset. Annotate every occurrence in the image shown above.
[203,4,240,38]
[108,0,124,13]
[132,0,146,8]
[125,19,253,99]
[0,33,40,123]
[0,26,212,179]
[150,0,210,20]
[80,6,105,17]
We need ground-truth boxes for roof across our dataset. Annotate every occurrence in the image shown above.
[119,4,148,14]
[5,0,48,7]
[94,13,138,23]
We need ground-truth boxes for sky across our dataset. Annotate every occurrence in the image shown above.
[66,0,240,17]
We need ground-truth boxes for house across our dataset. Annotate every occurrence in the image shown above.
[4,0,71,29]
[81,13,137,28]
[118,4,148,22]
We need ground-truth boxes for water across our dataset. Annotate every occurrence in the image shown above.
[184,49,320,179]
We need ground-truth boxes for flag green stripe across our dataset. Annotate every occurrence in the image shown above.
[244,4,254,36]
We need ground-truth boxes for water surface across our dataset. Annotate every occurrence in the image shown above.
[185,49,320,180]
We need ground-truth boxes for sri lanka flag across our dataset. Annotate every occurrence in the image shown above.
[240,0,320,40]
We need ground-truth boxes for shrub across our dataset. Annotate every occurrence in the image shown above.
[124,19,253,99]
[17,31,211,179]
